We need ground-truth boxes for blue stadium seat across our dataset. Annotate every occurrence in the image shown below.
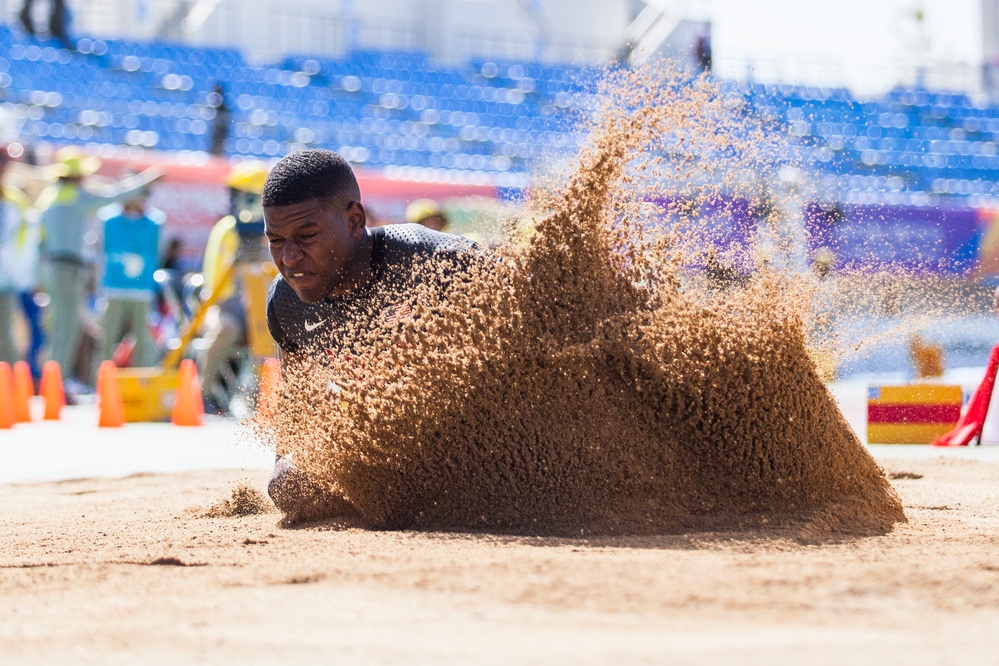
[6,23,999,199]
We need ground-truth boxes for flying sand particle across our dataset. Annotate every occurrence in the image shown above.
[259,68,905,536]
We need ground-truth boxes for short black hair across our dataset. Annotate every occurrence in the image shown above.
[262,149,360,208]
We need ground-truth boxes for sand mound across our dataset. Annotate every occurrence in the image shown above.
[265,68,904,535]
[200,483,276,518]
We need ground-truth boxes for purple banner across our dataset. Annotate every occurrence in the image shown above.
[652,195,758,268]
[804,203,983,275]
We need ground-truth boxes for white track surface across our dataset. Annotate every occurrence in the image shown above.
[1,398,273,485]
[3,378,999,485]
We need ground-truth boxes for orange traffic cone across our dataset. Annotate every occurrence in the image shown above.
[12,361,33,422]
[255,357,282,423]
[40,360,64,421]
[0,362,14,429]
[171,359,204,426]
[97,361,125,428]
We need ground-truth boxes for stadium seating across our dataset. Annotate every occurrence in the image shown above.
[3,22,999,203]
[0,25,593,188]
[728,79,999,205]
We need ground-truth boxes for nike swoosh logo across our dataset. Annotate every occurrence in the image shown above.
[304,319,327,332]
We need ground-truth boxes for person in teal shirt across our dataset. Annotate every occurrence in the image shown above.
[97,185,165,369]
[37,147,160,388]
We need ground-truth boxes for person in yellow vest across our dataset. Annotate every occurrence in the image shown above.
[199,161,269,413]
[0,147,35,366]
[37,147,161,392]
[404,198,449,232]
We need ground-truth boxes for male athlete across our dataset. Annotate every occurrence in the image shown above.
[262,149,475,522]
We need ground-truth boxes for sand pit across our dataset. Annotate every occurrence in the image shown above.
[1,457,997,663]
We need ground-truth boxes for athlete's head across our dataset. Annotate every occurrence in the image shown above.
[263,149,368,303]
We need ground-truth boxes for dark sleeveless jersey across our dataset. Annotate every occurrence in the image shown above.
[266,223,476,361]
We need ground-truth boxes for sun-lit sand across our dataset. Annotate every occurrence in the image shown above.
[2,431,998,664]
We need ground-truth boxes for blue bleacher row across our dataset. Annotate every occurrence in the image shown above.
[725,80,999,200]
[3,23,999,201]
[0,25,596,175]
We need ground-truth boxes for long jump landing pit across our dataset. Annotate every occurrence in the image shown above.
[0,457,997,664]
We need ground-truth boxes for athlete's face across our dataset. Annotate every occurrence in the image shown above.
[264,196,367,303]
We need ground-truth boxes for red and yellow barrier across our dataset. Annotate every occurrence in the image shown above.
[867,384,963,444]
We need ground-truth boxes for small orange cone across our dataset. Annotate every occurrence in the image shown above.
[255,357,282,423]
[171,359,204,426]
[97,361,125,428]
[40,360,64,421]
[12,361,33,422]
[0,362,15,429]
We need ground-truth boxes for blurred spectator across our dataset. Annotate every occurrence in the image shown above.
[705,250,749,291]
[161,237,184,272]
[0,148,35,366]
[17,292,45,378]
[405,198,449,232]
[1,143,46,379]
[807,247,840,382]
[199,162,269,414]
[694,23,712,74]
[909,333,944,379]
[156,236,186,317]
[208,84,231,157]
[19,0,73,50]
[812,246,834,281]
[37,147,161,390]
[95,178,164,369]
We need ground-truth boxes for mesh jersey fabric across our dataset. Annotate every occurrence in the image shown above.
[266,223,476,361]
